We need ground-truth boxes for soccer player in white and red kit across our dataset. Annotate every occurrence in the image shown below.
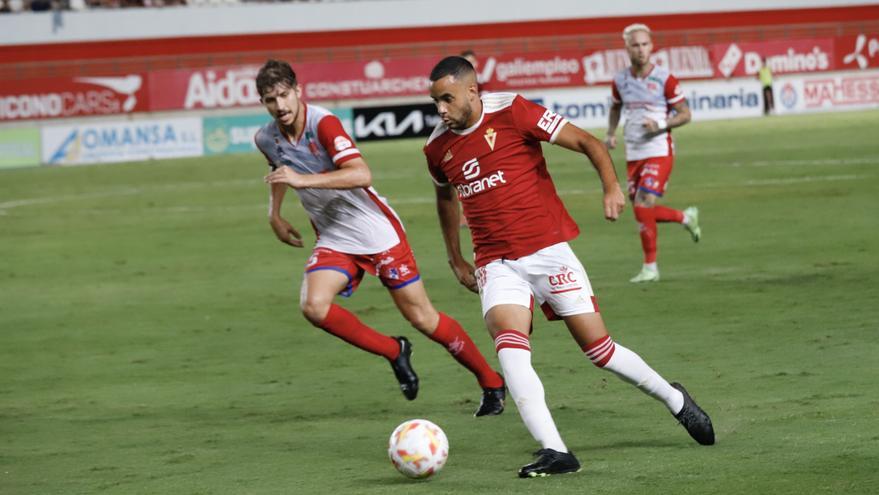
[424,56,715,478]
[255,60,505,415]
[606,23,701,283]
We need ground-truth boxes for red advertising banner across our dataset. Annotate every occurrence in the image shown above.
[835,33,879,71]
[0,74,148,122]
[711,39,835,78]
[148,57,438,111]
[3,34,875,120]
[478,46,714,91]
[145,47,717,111]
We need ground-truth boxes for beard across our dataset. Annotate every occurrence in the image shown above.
[447,105,473,130]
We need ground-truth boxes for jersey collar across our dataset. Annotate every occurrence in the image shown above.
[629,63,655,80]
[276,102,309,145]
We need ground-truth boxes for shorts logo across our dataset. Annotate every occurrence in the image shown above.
[642,163,660,176]
[334,136,352,151]
[548,269,577,287]
[548,266,582,294]
[306,253,319,268]
[462,158,481,180]
[376,255,395,270]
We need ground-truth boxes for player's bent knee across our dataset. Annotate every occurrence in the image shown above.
[406,310,438,334]
[300,298,332,326]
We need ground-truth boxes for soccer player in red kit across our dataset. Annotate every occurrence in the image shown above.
[424,56,714,478]
[606,23,701,283]
[256,60,505,416]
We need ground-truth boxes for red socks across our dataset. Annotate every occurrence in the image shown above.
[634,206,658,264]
[654,205,685,223]
[429,313,504,389]
[318,304,400,360]
[635,205,685,263]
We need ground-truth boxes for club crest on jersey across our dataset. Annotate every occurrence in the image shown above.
[484,128,497,151]
[305,131,319,156]
[442,150,453,163]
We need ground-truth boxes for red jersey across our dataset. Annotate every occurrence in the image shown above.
[423,93,580,267]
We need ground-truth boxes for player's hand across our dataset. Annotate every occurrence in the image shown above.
[603,183,626,221]
[604,134,617,150]
[269,216,303,248]
[449,258,478,294]
[265,167,305,188]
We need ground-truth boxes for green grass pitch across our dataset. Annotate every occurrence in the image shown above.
[1,110,878,494]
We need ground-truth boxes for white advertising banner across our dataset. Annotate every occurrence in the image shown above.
[680,78,764,121]
[41,117,202,165]
[773,69,879,114]
[532,77,764,130]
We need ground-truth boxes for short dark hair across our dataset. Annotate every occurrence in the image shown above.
[429,56,475,82]
[256,60,298,97]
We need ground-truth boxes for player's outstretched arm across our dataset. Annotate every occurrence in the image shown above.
[264,157,372,190]
[435,184,477,293]
[553,123,626,221]
[268,182,303,248]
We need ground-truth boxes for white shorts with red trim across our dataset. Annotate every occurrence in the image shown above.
[475,242,598,320]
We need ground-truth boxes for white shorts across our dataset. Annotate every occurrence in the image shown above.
[475,242,598,320]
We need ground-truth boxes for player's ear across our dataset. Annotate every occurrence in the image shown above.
[294,84,303,98]
[468,82,479,99]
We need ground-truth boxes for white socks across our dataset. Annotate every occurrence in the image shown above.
[584,335,684,414]
[495,330,568,453]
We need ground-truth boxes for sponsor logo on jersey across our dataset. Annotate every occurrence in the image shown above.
[536,109,563,135]
[484,128,497,151]
[456,162,507,199]
[462,158,481,180]
[334,136,352,151]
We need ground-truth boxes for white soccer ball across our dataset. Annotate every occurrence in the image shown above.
[388,419,449,479]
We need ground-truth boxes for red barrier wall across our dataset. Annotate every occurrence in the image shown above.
[3,4,877,66]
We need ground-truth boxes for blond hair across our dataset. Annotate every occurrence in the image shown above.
[622,23,651,43]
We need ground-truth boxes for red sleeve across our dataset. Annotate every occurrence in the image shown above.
[511,95,568,144]
[423,145,449,185]
[316,114,362,165]
[665,75,685,105]
[611,80,622,103]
